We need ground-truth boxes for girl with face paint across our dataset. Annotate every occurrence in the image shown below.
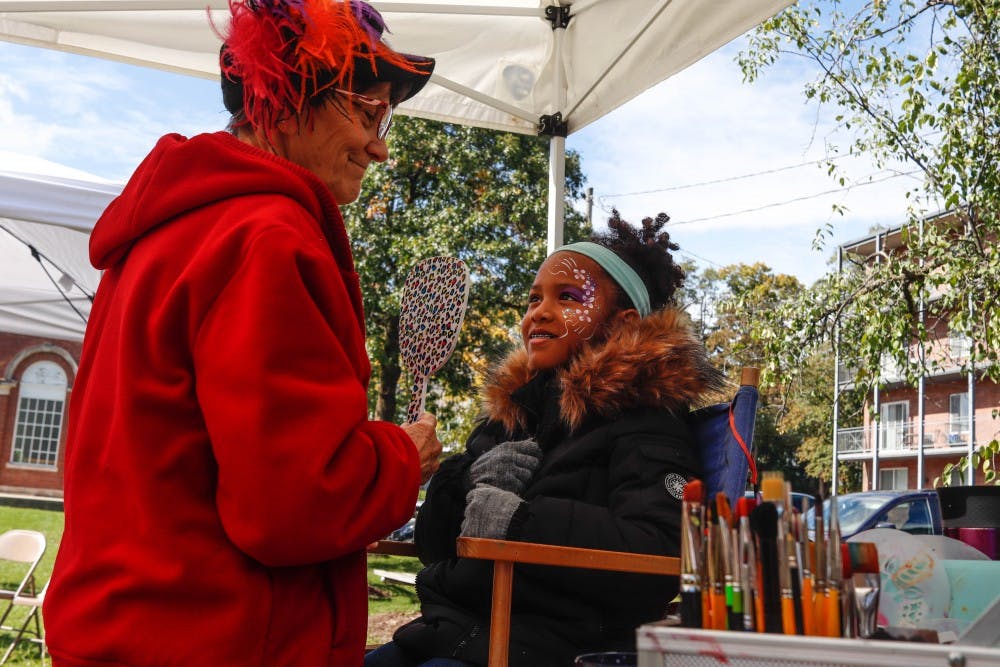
[369,212,727,667]
[521,250,632,371]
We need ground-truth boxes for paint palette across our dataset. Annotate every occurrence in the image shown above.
[852,528,954,629]
[399,256,470,424]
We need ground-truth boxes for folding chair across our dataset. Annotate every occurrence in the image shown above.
[0,578,47,665]
[689,367,760,505]
[371,368,761,667]
[0,530,46,630]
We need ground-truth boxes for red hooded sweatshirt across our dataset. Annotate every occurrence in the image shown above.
[44,132,420,666]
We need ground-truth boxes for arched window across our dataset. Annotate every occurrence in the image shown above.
[10,360,67,468]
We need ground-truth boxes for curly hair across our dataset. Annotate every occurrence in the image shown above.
[590,209,684,312]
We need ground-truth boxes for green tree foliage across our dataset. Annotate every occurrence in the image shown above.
[687,262,840,492]
[738,0,1000,396]
[341,117,589,441]
[700,263,803,379]
[780,347,865,493]
[936,436,1000,486]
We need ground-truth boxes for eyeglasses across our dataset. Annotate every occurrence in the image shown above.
[334,88,394,140]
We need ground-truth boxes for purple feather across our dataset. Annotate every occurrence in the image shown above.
[352,0,386,44]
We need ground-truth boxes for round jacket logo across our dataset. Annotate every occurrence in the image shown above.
[664,473,687,500]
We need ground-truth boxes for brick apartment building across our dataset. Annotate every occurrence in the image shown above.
[832,218,999,491]
[0,330,81,496]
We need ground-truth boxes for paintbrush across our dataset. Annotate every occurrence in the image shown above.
[843,541,879,575]
[826,493,843,637]
[716,492,740,631]
[812,493,826,636]
[844,542,880,639]
[778,515,796,634]
[785,482,804,635]
[760,472,790,634]
[680,479,704,628]
[706,504,727,630]
[751,501,782,633]
[736,495,757,632]
[798,496,814,636]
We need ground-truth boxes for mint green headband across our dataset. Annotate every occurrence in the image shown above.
[555,242,651,317]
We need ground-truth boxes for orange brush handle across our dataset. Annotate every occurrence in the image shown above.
[755,562,765,632]
[825,589,841,637]
[702,589,710,629]
[781,597,796,635]
[801,577,815,635]
[712,592,728,630]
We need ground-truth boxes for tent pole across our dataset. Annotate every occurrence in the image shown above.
[544,3,569,254]
[547,136,565,254]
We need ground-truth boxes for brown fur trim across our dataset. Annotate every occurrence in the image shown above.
[481,308,728,433]
[480,348,535,434]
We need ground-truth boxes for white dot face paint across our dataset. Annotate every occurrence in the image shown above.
[549,255,601,340]
[521,251,620,372]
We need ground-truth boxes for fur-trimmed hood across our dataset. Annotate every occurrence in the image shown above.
[481,307,727,433]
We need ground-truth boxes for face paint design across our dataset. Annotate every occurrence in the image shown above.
[521,251,620,372]
[548,255,600,340]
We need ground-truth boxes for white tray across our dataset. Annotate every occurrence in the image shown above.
[636,624,1000,667]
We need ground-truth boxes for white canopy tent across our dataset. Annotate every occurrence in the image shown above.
[0,0,795,252]
[0,152,120,341]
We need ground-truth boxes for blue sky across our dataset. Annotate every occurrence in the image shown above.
[0,33,932,286]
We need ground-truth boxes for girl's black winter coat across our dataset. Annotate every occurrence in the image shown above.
[392,308,726,667]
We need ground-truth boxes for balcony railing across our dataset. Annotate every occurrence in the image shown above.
[836,417,978,455]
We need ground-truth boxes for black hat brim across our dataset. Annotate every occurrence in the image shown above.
[353,53,435,106]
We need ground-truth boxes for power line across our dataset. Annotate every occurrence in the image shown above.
[601,155,839,199]
[664,169,922,227]
[678,249,723,269]
[598,130,940,200]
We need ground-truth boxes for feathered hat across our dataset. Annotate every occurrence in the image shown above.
[218,0,435,130]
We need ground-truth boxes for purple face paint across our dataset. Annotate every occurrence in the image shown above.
[548,256,601,340]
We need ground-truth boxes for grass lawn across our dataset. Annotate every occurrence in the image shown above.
[0,505,62,666]
[0,505,421,663]
[366,552,422,645]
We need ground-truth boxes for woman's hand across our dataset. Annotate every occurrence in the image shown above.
[401,412,442,483]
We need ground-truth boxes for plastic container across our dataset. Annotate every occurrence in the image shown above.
[636,624,1000,666]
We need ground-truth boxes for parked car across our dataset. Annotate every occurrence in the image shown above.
[388,517,415,542]
[807,490,943,541]
[386,500,423,542]
[745,490,816,514]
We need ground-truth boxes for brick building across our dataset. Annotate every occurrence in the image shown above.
[832,218,999,491]
[0,330,82,496]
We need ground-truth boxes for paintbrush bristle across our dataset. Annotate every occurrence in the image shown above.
[736,495,756,519]
[683,478,704,504]
[715,492,733,528]
[760,471,785,504]
[845,542,880,574]
[839,543,856,579]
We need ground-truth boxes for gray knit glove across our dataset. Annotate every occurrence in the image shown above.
[461,486,523,539]
[468,438,542,494]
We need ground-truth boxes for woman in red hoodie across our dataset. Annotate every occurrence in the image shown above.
[44,2,440,665]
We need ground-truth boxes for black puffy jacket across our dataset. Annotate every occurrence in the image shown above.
[393,308,725,666]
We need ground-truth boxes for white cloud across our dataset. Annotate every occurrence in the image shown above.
[0,42,221,182]
[567,40,934,285]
